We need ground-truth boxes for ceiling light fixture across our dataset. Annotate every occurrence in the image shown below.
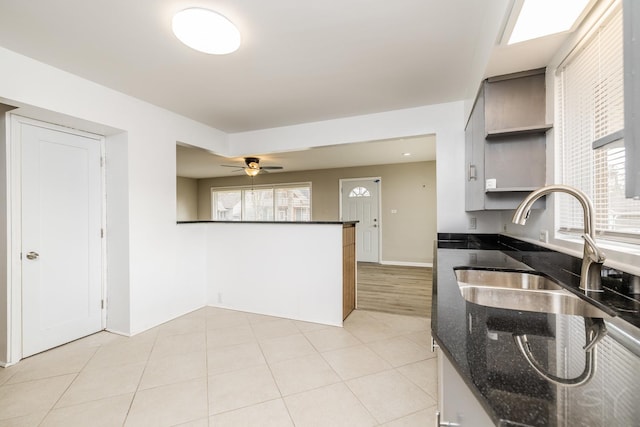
[172,8,241,54]
[402,152,412,156]
[244,167,260,177]
[506,0,591,45]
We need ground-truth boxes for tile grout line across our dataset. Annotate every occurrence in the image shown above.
[121,329,160,426]
[2,308,437,426]
[248,314,298,426]
[34,341,103,426]
[341,372,384,425]
[343,314,434,425]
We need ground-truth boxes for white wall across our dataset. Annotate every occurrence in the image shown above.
[175,224,207,317]
[104,131,131,335]
[0,46,228,351]
[202,222,344,326]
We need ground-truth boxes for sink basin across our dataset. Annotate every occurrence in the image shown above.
[454,268,611,318]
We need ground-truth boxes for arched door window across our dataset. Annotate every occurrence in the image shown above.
[348,186,371,198]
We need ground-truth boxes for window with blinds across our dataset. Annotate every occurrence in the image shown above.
[557,3,640,239]
[211,183,311,221]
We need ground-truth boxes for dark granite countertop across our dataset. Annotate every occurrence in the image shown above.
[433,233,640,427]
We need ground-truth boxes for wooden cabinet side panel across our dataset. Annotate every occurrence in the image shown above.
[342,225,356,319]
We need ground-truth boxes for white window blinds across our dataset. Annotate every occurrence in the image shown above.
[212,183,311,221]
[557,4,640,237]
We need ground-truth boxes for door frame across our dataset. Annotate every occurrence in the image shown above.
[339,177,382,263]
[7,115,107,364]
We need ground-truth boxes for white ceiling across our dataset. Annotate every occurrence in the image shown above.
[0,0,585,177]
[177,134,436,178]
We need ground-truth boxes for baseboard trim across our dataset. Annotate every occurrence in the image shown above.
[379,260,433,268]
[105,328,133,337]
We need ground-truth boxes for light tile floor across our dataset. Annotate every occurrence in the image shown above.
[0,308,438,427]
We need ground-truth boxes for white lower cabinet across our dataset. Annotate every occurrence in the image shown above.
[438,351,494,427]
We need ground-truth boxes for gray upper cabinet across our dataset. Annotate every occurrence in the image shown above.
[484,70,548,134]
[465,68,550,211]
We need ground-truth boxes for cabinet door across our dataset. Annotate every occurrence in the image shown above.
[465,90,486,211]
[439,354,494,427]
[464,112,475,211]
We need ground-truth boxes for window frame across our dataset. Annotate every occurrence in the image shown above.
[210,182,312,222]
[555,0,640,243]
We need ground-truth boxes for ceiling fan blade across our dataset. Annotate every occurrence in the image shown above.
[220,164,243,168]
[261,166,283,170]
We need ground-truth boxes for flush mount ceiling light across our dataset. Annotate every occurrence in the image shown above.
[505,0,591,45]
[172,8,241,54]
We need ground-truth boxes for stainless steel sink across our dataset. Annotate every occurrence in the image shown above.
[454,268,611,318]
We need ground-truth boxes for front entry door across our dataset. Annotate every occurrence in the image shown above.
[19,119,103,357]
[341,178,380,262]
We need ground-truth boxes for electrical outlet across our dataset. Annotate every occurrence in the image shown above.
[469,217,477,230]
[539,230,549,243]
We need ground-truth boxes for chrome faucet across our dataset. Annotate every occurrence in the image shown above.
[512,184,605,293]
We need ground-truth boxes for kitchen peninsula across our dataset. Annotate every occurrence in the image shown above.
[177,220,356,326]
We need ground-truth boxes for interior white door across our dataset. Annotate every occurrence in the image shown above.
[341,178,380,262]
[20,121,103,357]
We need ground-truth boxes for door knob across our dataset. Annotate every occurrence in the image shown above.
[26,251,39,260]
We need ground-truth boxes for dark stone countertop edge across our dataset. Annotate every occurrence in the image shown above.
[177,220,358,225]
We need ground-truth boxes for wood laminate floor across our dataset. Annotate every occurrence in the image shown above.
[357,263,432,318]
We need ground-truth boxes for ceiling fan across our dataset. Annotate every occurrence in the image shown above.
[221,157,284,176]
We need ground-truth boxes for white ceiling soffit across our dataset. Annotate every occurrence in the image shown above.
[177,134,436,179]
[0,0,497,133]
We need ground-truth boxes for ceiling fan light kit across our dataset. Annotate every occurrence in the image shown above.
[220,157,284,176]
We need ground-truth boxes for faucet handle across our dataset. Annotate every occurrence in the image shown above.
[582,234,606,263]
